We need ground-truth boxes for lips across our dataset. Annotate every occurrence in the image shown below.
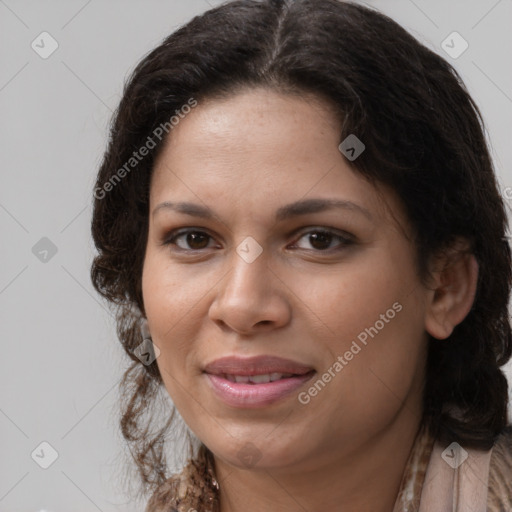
[203,355,314,376]
[203,355,316,408]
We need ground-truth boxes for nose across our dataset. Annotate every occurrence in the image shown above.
[208,247,291,335]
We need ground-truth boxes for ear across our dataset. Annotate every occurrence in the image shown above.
[424,238,479,340]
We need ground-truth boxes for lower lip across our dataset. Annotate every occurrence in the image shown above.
[204,372,315,408]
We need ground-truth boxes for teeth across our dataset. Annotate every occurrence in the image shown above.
[270,372,291,381]
[224,373,294,383]
[250,374,270,383]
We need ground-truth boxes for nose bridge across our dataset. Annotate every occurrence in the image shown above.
[209,238,290,332]
[225,239,269,298]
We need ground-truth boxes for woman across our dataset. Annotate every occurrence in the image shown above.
[90,0,512,510]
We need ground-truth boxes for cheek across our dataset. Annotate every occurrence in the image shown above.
[142,248,207,335]
[294,253,426,415]
[141,254,199,377]
[288,251,415,344]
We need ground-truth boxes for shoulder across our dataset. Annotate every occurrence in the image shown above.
[487,425,512,510]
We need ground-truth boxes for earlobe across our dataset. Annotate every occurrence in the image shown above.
[424,243,479,341]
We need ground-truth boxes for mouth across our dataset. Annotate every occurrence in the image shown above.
[203,355,316,408]
[220,372,301,383]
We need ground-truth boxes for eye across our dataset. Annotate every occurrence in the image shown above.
[161,227,354,254]
[291,228,354,252]
[162,229,217,251]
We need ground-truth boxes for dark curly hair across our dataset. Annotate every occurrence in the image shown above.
[90,0,512,502]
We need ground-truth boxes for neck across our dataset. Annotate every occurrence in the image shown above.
[214,407,423,512]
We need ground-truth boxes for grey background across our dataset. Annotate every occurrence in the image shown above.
[1,0,511,510]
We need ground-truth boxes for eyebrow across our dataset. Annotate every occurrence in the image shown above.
[152,198,373,222]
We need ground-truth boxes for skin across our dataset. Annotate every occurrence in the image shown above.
[141,87,478,512]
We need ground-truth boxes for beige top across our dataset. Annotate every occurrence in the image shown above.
[146,425,512,511]
[394,424,512,511]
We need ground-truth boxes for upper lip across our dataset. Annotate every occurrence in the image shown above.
[203,355,315,376]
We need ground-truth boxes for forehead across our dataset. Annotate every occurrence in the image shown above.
[150,88,403,227]
[157,88,340,163]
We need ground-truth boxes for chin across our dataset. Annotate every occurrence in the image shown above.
[204,431,308,471]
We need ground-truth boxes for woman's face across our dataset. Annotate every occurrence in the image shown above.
[142,87,431,472]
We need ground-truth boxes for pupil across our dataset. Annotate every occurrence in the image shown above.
[188,232,208,249]
[310,232,331,250]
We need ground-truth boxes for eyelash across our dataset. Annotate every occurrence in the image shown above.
[161,227,355,254]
